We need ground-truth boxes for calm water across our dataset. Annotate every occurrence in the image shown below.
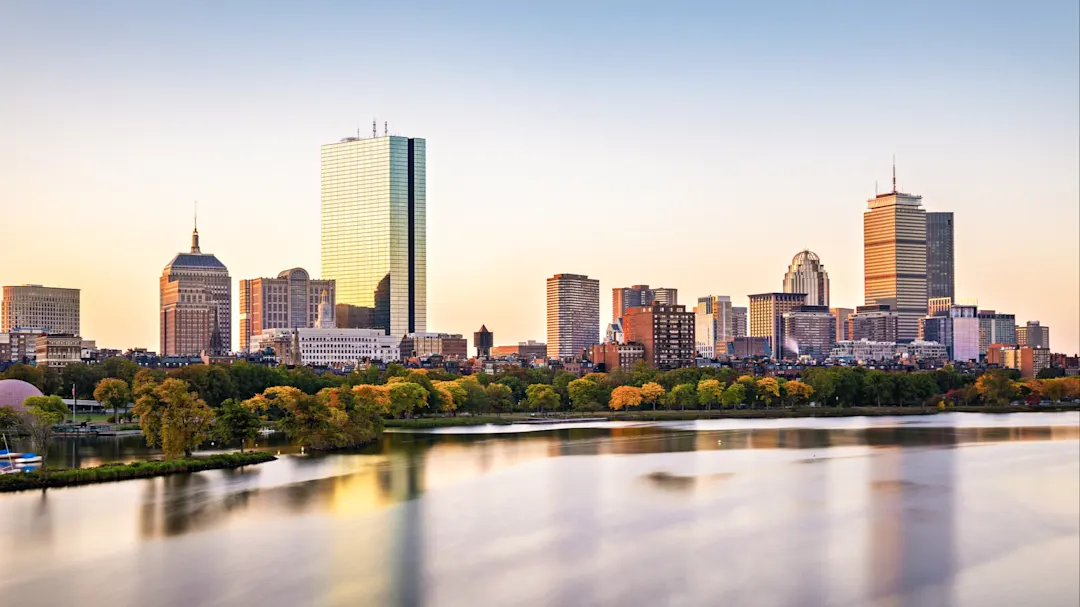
[1,412,1078,607]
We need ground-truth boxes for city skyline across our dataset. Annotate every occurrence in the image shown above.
[2,3,1077,354]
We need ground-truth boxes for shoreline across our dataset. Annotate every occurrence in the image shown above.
[384,405,1080,429]
[0,451,277,493]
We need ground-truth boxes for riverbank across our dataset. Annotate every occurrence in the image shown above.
[383,404,1079,428]
[0,451,276,493]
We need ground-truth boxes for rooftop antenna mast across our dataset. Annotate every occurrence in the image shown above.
[384,121,388,137]
[372,119,376,138]
[892,154,897,194]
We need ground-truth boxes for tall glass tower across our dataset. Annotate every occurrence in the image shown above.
[321,134,426,336]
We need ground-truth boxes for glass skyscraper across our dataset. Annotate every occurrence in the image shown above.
[321,135,426,336]
[925,212,955,300]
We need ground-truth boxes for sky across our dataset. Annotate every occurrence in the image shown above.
[1,1,1078,354]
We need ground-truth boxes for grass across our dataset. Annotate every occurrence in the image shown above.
[0,451,276,493]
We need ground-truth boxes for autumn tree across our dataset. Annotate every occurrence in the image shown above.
[94,377,131,423]
[525,384,558,413]
[134,378,214,459]
[783,380,814,406]
[755,377,780,409]
[388,382,428,418]
[696,379,723,411]
[609,385,642,411]
[975,371,1017,406]
[640,382,665,410]
[433,380,465,414]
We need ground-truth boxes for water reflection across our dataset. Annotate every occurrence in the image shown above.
[0,415,1077,606]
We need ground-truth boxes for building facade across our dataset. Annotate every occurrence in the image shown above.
[491,341,547,360]
[782,250,830,307]
[829,340,897,363]
[238,268,335,351]
[612,285,677,324]
[251,327,400,366]
[160,225,231,356]
[321,134,426,336]
[34,334,83,369]
[622,304,695,370]
[926,212,955,300]
[547,274,600,360]
[473,325,493,358]
[1016,321,1049,350]
[830,307,853,342]
[920,304,979,362]
[864,184,927,342]
[782,306,837,359]
[694,295,733,357]
[0,328,45,364]
[590,343,645,371]
[400,333,468,360]
[694,309,715,359]
[1,285,80,335]
[732,336,770,358]
[732,307,748,338]
[1001,346,1051,378]
[851,305,899,343]
[977,311,1017,356]
[748,293,806,359]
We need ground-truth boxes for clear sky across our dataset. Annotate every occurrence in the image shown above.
[2,1,1078,354]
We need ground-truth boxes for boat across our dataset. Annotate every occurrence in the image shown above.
[14,453,42,465]
[0,449,23,458]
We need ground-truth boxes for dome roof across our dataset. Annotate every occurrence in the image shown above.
[278,268,310,280]
[0,379,44,410]
[164,252,227,270]
[791,250,820,265]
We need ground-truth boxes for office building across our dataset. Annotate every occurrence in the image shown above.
[590,342,645,371]
[829,340,897,363]
[920,303,979,362]
[491,341,548,360]
[612,285,677,324]
[864,173,927,342]
[830,307,853,342]
[400,333,468,360]
[547,274,600,360]
[335,304,374,329]
[928,297,952,317]
[1001,346,1052,378]
[977,311,1017,356]
[0,328,45,364]
[34,334,83,369]
[782,306,837,359]
[238,268,335,352]
[251,327,400,366]
[926,212,955,300]
[732,336,770,358]
[321,133,426,336]
[748,293,806,359]
[782,250,830,307]
[851,305,899,343]
[694,295,733,358]
[1,285,80,335]
[694,309,715,359]
[160,223,231,356]
[473,325,493,358]
[732,307,748,338]
[899,340,949,361]
[622,304,695,370]
[1016,321,1050,350]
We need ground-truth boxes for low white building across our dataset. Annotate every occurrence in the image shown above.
[829,339,897,363]
[898,340,948,361]
[249,296,398,365]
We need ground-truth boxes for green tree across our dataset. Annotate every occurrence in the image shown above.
[696,379,723,411]
[387,382,428,418]
[0,405,19,431]
[211,399,262,452]
[863,371,892,407]
[802,367,837,406]
[567,378,600,410]
[94,377,131,423]
[101,357,140,385]
[721,383,746,409]
[42,366,62,396]
[525,384,558,413]
[456,376,490,414]
[20,395,70,466]
[3,363,44,391]
[486,383,515,415]
[669,383,698,410]
[61,362,102,400]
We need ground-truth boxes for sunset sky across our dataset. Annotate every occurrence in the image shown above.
[2,1,1078,353]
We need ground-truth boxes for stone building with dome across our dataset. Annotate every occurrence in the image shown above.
[160,221,231,356]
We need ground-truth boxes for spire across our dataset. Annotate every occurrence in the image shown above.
[891,154,897,194]
[191,201,201,254]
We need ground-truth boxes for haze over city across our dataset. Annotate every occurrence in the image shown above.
[2,1,1077,353]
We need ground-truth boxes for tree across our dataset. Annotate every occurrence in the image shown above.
[3,363,44,391]
[456,376,490,414]
[640,382,665,410]
[609,386,642,411]
[1037,367,1065,379]
[721,383,746,409]
[387,382,428,418]
[669,383,697,410]
[211,399,262,452]
[863,371,891,407]
[736,375,758,407]
[567,378,600,411]
[433,380,464,414]
[802,367,837,406]
[784,380,814,406]
[101,357,140,385]
[94,378,131,423]
[19,395,70,466]
[486,383,515,415]
[975,371,1017,406]
[23,394,70,420]
[61,362,102,400]
[134,378,214,459]
[696,379,723,411]
[0,405,19,431]
[525,384,558,413]
[755,377,780,408]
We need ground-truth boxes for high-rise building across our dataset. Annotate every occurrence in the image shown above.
[694,309,715,359]
[851,305,899,343]
[782,306,837,359]
[160,223,231,356]
[977,310,1017,356]
[732,307,748,338]
[864,173,927,342]
[694,295,733,357]
[547,274,600,360]
[321,134,426,336]
[830,307,853,342]
[748,293,806,359]
[473,325,493,358]
[622,304,695,370]
[919,303,979,361]
[1001,346,1051,378]
[1,285,80,335]
[782,250,830,307]
[612,285,677,324]
[238,268,335,352]
[926,212,955,300]
[1016,321,1049,350]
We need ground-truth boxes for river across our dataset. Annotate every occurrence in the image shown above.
[1,412,1077,606]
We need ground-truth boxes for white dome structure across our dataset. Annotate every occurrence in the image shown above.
[0,379,44,410]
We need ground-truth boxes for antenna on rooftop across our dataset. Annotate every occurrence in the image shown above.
[384,121,388,136]
[892,154,897,194]
[372,119,376,138]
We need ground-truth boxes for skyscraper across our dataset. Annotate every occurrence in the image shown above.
[694,295,734,354]
[977,310,1016,355]
[782,250,830,307]
[830,307,853,342]
[612,285,677,324]
[238,268,335,351]
[732,307,748,338]
[926,212,955,300]
[864,169,927,342]
[160,222,231,356]
[547,273,600,360]
[623,304,695,370]
[321,134,426,336]
[1,285,80,335]
[748,292,806,358]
